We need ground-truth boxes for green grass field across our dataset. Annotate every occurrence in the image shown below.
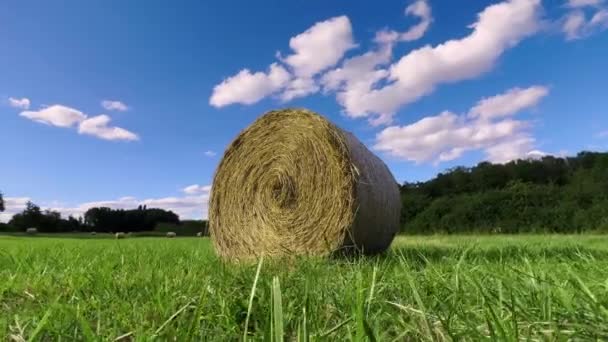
[1,235,607,341]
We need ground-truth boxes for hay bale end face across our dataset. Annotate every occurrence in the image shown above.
[115,232,125,239]
[209,108,400,261]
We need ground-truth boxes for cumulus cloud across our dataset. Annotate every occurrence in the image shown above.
[78,115,139,141]
[210,0,543,124]
[8,97,30,110]
[182,184,212,195]
[468,86,549,120]
[321,43,395,124]
[209,63,290,107]
[374,85,549,164]
[209,16,355,107]
[336,0,542,124]
[375,0,432,44]
[101,100,129,112]
[280,77,320,102]
[19,103,138,141]
[20,105,87,127]
[280,16,356,78]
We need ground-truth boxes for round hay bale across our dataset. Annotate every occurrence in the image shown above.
[90,231,97,236]
[166,232,176,238]
[196,232,203,237]
[26,227,38,235]
[115,232,125,239]
[209,108,400,261]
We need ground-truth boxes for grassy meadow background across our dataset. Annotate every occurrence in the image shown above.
[1,234,607,340]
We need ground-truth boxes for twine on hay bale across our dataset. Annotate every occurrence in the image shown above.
[209,108,400,261]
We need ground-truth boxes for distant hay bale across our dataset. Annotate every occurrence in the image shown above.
[90,231,97,236]
[26,227,38,235]
[209,108,400,261]
[115,232,126,239]
[166,232,176,238]
[196,232,203,237]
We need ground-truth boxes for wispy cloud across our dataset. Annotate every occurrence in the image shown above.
[182,184,212,195]
[204,150,217,157]
[567,0,604,8]
[7,97,31,110]
[375,0,432,44]
[101,100,129,112]
[19,103,138,141]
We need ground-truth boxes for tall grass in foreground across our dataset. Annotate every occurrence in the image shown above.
[1,235,607,340]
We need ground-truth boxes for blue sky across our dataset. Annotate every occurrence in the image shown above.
[1,0,607,221]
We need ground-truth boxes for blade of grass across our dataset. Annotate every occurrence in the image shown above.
[243,257,264,341]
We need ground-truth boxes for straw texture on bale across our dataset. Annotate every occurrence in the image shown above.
[209,109,400,261]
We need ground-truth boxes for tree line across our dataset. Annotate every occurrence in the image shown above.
[401,151,608,234]
[0,200,207,234]
[2,150,608,235]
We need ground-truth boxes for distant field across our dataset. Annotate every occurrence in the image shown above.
[1,235,607,340]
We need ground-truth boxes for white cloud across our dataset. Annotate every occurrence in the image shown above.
[562,8,608,40]
[374,85,548,164]
[78,115,139,141]
[281,16,356,77]
[321,41,395,125]
[204,150,217,157]
[280,77,319,101]
[101,100,129,112]
[182,184,212,195]
[591,9,608,25]
[0,197,30,223]
[209,63,290,107]
[337,0,542,123]
[8,97,30,110]
[210,0,544,125]
[20,105,87,128]
[468,86,549,120]
[526,149,547,159]
[484,136,537,163]
[19,103,138,141]
[567,0,604,8]
[563,10,589,39]
[375,0,432,44]
[210,16,355,106]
